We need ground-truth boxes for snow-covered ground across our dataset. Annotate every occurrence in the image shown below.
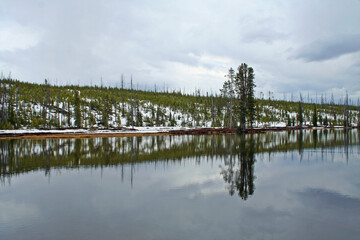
[1,91,359,130]
[0,125,354,137]
[0,126,195,135]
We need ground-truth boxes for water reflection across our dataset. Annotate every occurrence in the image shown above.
[220,134,255,200]
[0,129,359,196]
[1,130,360,240]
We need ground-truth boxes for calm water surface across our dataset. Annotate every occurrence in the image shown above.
[1,129,360,240]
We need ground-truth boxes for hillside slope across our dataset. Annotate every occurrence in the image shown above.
[0,78,359,130]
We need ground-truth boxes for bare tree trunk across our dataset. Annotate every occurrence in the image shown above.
[344,92,349,127]
[121,74,125,117]
[130,76,134,127]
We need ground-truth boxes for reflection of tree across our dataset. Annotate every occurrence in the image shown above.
[312,130,318,149]
[298,130,304,161]
[221,136,236,195]
[1,130,359,184]
[344,129,349,163]
[220,134,256,200]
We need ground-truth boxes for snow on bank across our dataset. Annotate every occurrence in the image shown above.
[255,122,287,128]
[0,125,354,136]
[0,127,195,135]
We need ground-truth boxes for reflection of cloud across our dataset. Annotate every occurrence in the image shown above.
[281,188,360,239]
[295,188,360,212]
[169,172,221,189]
[0,201,40,223]
[165,172,224,199]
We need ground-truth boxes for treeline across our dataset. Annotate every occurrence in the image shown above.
[0,77,359,130]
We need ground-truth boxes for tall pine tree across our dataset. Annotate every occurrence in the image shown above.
[234,63,255,132]
[220,67,235,128]
[297,94,304,128]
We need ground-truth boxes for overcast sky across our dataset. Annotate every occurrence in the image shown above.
[1,0,360,102]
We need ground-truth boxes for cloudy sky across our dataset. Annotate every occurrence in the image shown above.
[1,0,360,101]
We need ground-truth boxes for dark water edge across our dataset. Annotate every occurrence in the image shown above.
[0,129,360,240]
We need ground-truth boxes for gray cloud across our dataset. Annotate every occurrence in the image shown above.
[294,34,360,62]
[0,0,360,98]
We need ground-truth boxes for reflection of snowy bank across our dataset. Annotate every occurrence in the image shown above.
[0,129,358,182]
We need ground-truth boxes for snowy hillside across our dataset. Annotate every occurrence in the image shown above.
[0,78,359,130]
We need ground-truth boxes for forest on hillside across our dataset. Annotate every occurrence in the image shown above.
[0,77,359,130]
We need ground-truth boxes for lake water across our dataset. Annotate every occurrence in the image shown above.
[1,129,360,240]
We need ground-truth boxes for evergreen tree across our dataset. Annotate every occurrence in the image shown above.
[211,95,216,127]
[221,68,235,128]
[121,75,125,117]
[102,94,110,128]
[246,68,256,127]
[56,89,61,128]
[89,111,96,127]
[323,116,328,126]
[297,99,304,127]
[357,98,360,128]
[116,114,122,127]
[74,90,81,128]
[155,106,160,126]
[43,79,50,128]
[330,93,336,126]
[169,112,177,126]
[287,114,292,127]
[0,81,6,123]
[130,76,134,127]
[312,105,318,126]
[8,83,16,127]
[67,101,71,127]
[135,102,143,126]
[233,63,256,132]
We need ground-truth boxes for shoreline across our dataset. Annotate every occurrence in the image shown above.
[0,126,357,140]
